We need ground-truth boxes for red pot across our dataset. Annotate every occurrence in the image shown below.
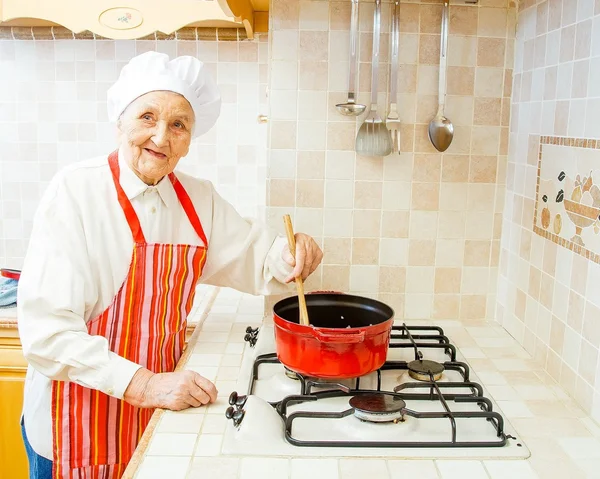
[273,292,394,379]
[0,269,20,280]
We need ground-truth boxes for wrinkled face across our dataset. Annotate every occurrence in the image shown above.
[117,90,195,185]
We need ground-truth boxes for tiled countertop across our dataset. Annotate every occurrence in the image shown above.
[124,288,600,479]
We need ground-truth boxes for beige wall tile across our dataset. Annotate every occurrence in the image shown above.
[352,238,380,265]
[460,295,487,319]
[450,6,478,36]
[448,36,478,67]
[445,96,475,126]
[435,267,462,293]
[382,181,411,210]
[475,68,505,97]
[470,156,498,182]
[322,265,350,291]
[413,155,442,182]
[323,208,353,237]
[550,315,565,355]
[419,35,441,65]
[583,302,600,347]
[269,179,295,206]
[477,37,506,67]
[442,155,470,182]
[412,183,440,210]
[379,266,406,293]
[567,291,585,334]
[474,98,502,126]
[382,210,410,238]
[325,180,354,208]
[416,95,439,124]
[297,151,325,179]
[356,156,384,180]
[478,7,508,37]
[380,238,409,266]
[270,121,297,149]
[354,181,383,209]
[353,209,381,237]
[405,266,435,293]
[296,179,324,207]
[433,294,460,319]
[323,237,351,265]
[399,4,420,33]
[408,239,436,266]
[578,339,598,386]
[440,185,468,213]
[349,265,379,292]
[410,211,439,239]
[272,0,300,30]
[299,61,327,90]
[465,240,492,266]
[327,122,356,151]
[329,2,351,31]
[420,5,443,34]
[436,239,465,266]
[299,32,328,61]
[467,183,496,211]
[295,208,324,238]
[447,66,475,95]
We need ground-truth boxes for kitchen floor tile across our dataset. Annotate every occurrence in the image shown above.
[240,458,290,479]
[136,456,191,479]
[158,411,204,434]
[476,371,509,385]
[484,460,539,478]
[186,353,222,366]
[339,459,389,479]
[193,434,223,456]
[557,437,600,459]
[496,400,534,417]
[147,433,197,456]
[187,457,239,479]
[388,460,439,478]
[291,459,339,479]
[436,460,489,479]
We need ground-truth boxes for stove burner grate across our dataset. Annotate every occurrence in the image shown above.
[407,359,445,381]
[349,393,406,423]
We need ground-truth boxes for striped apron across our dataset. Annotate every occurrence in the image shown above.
[51,151,208,479]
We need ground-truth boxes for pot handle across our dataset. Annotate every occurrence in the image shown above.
[312,329,366,343]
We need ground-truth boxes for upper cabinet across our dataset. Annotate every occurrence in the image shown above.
[0,0,268,39]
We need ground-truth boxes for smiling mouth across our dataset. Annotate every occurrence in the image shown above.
[144,148,167,159]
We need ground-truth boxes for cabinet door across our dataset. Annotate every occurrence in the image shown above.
[0,330,29,479]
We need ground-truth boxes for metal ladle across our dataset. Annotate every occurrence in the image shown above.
[336,0,366,116]
[428,0,454,152]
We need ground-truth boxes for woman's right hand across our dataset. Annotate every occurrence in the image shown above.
[124,368,218,410]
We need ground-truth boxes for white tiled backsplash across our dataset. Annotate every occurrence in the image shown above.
[0,36,268,269]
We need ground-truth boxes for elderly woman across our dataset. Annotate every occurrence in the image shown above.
[17,51,322,479]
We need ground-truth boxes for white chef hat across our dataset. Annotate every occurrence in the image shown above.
[107,51,221,138]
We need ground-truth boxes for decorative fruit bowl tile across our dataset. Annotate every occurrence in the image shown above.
[534,136,600,263]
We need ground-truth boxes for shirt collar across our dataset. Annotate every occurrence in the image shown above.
[116,147,178,209]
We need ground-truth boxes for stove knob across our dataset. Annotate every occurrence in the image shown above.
[225,405,245,427]
[228,391,247,408]
[245,326,254,334]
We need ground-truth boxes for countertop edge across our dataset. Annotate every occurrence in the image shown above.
[121,288,219,479]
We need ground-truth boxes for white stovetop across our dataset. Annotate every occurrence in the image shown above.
[131,288,600,479]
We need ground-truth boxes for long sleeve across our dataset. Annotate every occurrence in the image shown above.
[198,182,294,296]
[17,174,141,399]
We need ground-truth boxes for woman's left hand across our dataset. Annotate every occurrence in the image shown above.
[283,233,323,283]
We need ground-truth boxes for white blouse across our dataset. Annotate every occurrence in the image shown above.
[17,148,293,459]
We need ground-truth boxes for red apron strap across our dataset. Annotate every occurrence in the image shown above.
[108,151,146,244]
[168,173,209,247]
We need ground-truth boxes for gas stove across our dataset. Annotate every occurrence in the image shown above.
[221,321,531,459]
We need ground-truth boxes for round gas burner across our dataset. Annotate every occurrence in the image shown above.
[407,359,444,381]
[349,393,406,423]
[284,367,300,380]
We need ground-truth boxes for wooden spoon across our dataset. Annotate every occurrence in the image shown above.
[283,215,310,326]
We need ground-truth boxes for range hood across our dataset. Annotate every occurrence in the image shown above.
[0,0,268,39]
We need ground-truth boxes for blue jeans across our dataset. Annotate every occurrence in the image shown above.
[20,418,53,479]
